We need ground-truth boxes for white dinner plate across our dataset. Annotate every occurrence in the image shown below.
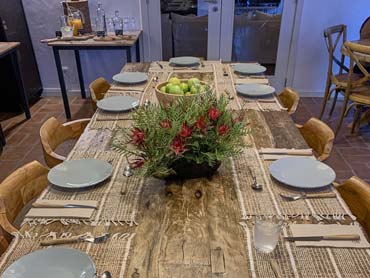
[269,157,336,189]
[97,96,139,112]
[48,159,113,189]
[232,63,267,74]
[112,72,148,84]
[169,56,200,66]
[3,247,96,278]
[235,84,275,97]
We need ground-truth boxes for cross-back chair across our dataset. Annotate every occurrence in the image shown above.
[334,176,370,238]
[0,161,49,251]
[89,77,111,110]
[360,16,370,40]
[278,87,300,115]
[319,25,362,119]
[335,41,370,135]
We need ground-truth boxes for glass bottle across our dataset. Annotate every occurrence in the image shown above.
[95,2,107,35]
[113,10,123,35]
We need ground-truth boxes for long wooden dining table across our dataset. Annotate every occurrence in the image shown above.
[1,61,370,277]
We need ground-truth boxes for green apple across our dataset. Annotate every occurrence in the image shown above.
[190,85,199,94]
[198,85,207,93]
[168,85,183,95]
[180,82,189,93]
[168,77,181,85]
[188,78,200,88]
[160,86,167,93]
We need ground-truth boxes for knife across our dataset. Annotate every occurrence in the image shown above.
[284,234,360,242]
[32,202,98,210]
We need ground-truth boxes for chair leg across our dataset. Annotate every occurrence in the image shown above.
[335,96,350,136]
[319,76,332,119]
[351,105,363,135]
[329,89,339,117]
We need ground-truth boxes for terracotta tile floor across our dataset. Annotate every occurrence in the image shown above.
[0,96,369,184]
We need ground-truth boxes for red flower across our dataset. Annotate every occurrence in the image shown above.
[195,117,207,134]
[208,107,220,121]
[171,137,186,155]
[131,158,145,169]
[179,123,192,138]
[218,125,229,136]
[160,119,171,128]
[131,127,145,145]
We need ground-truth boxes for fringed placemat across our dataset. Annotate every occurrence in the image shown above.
[110,74,154,92]
[24,151,144,226]
[240,221,370,278]
[230,148,355,220]
[0,231,136,278]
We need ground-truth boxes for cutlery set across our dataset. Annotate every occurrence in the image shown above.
[32,202,98,209]
[284,234,360,242]
[40,233,110,246]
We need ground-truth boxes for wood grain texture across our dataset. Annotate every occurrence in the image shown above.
[0,42,19,58]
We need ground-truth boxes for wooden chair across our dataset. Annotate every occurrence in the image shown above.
[335,41,370,135]
[296,117,335,161]
[334,176,370,238]
[360,16,370,39]
[278,87,300,115]
[319,25,362,119]
[40,117,90,168]
[0,161,49,249]
[89,77,110,110]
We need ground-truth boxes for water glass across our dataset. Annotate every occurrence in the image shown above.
[123,16,129,32]
[253,216,283,253]
[129,16,136,31]
[60,16,73,38]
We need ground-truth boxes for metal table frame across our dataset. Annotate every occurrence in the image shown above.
[51,37,141,119]
[0,43,31,146]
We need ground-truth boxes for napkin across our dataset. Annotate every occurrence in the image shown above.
[289,224,370,248]
[260,148,314,161]
[26,200,98,219]
[235,78,269,85]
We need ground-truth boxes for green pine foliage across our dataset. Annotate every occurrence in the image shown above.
[112,90,249,178]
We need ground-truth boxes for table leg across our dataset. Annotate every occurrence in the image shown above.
[0,123,5,146]
[74,50,86,99]
[10,51,30,120]
[53,47,71,119]
[126,47,132,63]
[135,38,140,62]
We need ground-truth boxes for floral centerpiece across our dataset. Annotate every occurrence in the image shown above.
[112,90,248,179]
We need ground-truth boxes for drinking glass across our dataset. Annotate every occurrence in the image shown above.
[129,16,136,31]
[106,18,115,36]
[60,16,73,37]
[123,16,129,32]
[253,216,283,253]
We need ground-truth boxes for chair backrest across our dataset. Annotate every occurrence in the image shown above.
[324,24,348,77]
[298,117,335,161]
[40,117,88,168]
[0,161,49,237]
[335,176,370,238]
[278,87,300,115]
[89,77,110,110]
[344,41,370,88]
[360,16,370,39]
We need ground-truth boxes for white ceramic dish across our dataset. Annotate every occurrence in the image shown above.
[235,84,275,97]
[232,63,267,74]
[112,72,148,84]
[269,157,336,189]
[3,247,96,278]
[48,159,113,190]
[169,56,200,66]
[97,96,139,112]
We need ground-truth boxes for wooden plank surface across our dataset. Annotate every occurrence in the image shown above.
[46,31,142,47]
[0,42,19,58]
[6,62,343,278]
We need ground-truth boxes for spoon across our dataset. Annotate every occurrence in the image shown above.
[251,175,263,191]
[99,271,112,278]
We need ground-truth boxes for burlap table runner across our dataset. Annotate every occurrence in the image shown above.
[0,231,135,278]
[24,151,144,226]
[240,221,370,277]
[230,148,355,220]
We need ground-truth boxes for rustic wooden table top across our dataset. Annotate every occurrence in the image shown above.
[0,42,20,58]
[46,31,142,47]
[2,61,369,278]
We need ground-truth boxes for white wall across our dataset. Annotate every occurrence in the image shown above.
[22,0,141,94]
[290,0,369,96]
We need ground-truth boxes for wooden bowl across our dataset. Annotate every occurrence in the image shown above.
[155,79,208,107]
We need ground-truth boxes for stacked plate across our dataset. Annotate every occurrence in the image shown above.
[235,83,275,97]
[169,56,200,67]
[232,63,266,75]
[112,72,148,84]
[97,95,139,112]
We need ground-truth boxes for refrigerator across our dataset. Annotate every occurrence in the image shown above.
[0,0,42,112]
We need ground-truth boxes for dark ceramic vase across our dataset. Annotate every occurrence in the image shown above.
[165,160,221,180]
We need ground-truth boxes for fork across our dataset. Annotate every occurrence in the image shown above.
[40,233,110,246]
[280,192,337,202]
